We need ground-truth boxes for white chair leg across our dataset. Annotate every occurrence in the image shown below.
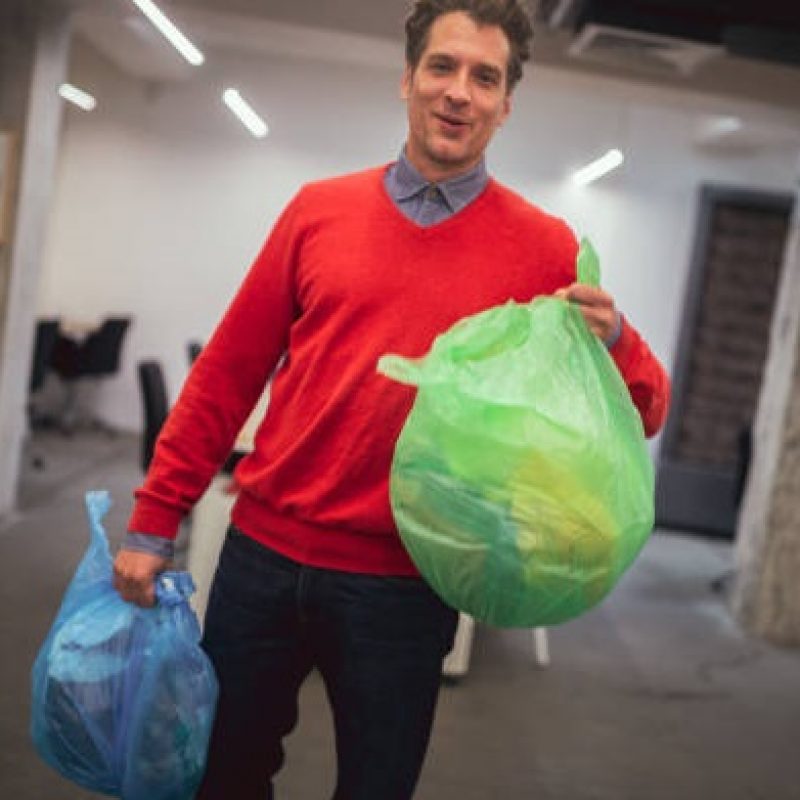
[442,613,475,678]
[532,627,550,668]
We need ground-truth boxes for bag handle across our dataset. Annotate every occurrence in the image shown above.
[155,572,196,606]
[376,353,426,385]
[85,490,113,561]
[576,237,601,287]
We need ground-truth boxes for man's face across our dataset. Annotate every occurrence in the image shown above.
[401,11,512,182]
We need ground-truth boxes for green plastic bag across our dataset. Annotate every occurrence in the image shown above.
[378,239,654,627]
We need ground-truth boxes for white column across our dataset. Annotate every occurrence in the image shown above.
[731,154,800,645]
[0,4,71,517]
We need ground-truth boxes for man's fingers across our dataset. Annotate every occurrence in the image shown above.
[555,282,619,343]
[112,567,156,606]
[557,283,612,308]
[112,549,169,608]
[113,575,156,607]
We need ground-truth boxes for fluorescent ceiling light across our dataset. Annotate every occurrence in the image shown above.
[699,115,743,140]
[126,0,204,66]
[58,83,97,111]
[223,89,269,138]
[572,148,624,186]
[711,116,742,135]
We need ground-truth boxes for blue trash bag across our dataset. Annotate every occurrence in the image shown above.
[30,491,218,799]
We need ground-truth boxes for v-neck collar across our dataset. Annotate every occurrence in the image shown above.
[389,151,489,215]
[378,163,495,233]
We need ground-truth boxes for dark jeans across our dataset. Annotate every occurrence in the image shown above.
[196,526,458,800]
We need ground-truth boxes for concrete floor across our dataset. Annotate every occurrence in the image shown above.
[2,429,800,799]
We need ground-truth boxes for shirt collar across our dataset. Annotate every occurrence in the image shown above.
[389,150,488,213]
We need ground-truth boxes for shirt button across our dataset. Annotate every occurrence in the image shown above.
[425,186,439,201]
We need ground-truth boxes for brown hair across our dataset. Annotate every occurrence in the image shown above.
[404,0,534,92]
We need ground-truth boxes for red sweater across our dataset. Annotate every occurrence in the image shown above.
[129,166,670,576]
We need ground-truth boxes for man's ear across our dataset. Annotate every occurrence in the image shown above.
[498,92,512,126]
[400,64,412,100]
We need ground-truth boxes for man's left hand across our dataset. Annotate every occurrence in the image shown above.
[555,283,621,346]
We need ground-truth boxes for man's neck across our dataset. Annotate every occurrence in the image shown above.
[403,149,484,185]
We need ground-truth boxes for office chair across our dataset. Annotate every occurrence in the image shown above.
[137,358,193,561]
[28,319,60,424]
[51,317,131,432]
[52,317,131,379]
[29,319,60,396]
[187,340,203,366]
[137,360,169,473]
[26,319,61,469]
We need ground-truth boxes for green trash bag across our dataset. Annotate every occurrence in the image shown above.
[377,239,654,627]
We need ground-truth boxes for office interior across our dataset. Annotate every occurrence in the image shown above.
[1,1,800,798]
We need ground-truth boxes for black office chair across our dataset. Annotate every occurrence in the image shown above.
[137,360,169,473]
[26,319,61,468]
[51,317,131,432]
[187,340,203,366]
[52,317,131,379]
[137,359,193,557]
[29,319,60,395]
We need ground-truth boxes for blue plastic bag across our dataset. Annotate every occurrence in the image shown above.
[30,491,218,799]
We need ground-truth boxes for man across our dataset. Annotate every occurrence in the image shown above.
[113,1,670,798]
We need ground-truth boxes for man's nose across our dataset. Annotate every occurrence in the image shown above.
[444,70,470,105]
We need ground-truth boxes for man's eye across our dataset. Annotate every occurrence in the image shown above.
[429,61,451,72]
[476,71,500,86]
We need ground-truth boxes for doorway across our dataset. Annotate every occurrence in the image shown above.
[656,185,793,538]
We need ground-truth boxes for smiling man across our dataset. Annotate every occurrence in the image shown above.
[402,11,511,179]
[112,2,670,798]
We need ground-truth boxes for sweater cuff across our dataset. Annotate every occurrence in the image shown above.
[127,495,184,540]
[603,310,622,349]
[123,532,175,559]
[607,315,638,374]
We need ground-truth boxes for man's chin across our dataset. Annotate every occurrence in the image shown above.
[427,146,472,169]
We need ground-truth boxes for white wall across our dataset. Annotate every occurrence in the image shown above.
[38,32,800,447]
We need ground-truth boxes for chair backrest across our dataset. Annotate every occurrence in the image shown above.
[137,360,169,472]
[77,318,131,377]
[187,340,203,366]
[29,319,60,393]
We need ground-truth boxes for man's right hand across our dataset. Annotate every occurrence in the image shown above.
[113,549,170,607]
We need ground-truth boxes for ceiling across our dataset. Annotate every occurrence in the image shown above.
[538,0,800,65]
[58,0,800,111]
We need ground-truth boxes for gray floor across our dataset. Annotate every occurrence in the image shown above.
[2,429,800,800]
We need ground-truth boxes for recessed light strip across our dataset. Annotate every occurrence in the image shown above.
[126,0,204,66]
[572,148,624,186]
[223,89,269,138]
[58,83,97,111]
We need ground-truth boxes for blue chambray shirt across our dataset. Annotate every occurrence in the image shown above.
[384,150,488,227]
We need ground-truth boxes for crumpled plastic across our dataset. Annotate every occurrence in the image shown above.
[30,491,218,799]
[378,239,655,627]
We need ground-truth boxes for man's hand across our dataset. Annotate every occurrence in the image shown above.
[555,283,621,345]
[113,549,170,607]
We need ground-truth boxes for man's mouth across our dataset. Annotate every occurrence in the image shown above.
[435,112,469,127]
[434,113,470,135]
